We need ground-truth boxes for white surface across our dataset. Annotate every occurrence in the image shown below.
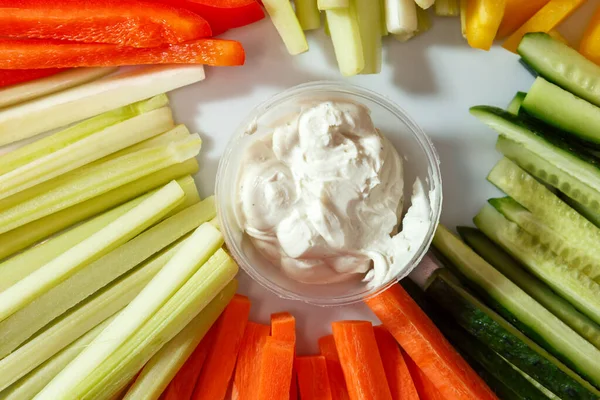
[172,4,596,355]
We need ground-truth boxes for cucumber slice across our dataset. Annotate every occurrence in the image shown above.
[458,226,600,350]
[433,225,600,385]
[426,270,600,399]
[518,32,600,108]
[523,77,600,145]
[471,106,600,211]
[561,193,600,229]
[295,0,321,30]
[507,92,526,115]
[325,5,364,76]
[355,0,382,74]
[262,0,309,55]
[474,203,600,326]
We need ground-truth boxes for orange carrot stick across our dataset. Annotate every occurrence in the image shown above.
[192,294,251,400]
[331,321,393,400]
[163,324,218,400]
[373,326,419,400]
[403,350,446,400]
[295,356,334,400]
[271,312,297,400]
[232,322,270,400]
[318,336,350,400]
[257,337,295,400]
[365,284,497,400]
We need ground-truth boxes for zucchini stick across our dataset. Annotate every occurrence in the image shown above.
[356,0,383,74]
[326,4,365,76]
[262,0,309,55]
[295,0,321,30]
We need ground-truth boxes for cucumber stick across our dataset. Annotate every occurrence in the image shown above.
[262,0,309,55]
[507,92,526,115]
[474,203,600,326]
[0,197,216,358]
[426,270,600,399]
[488,158,600,281]
[295,0,321,30]
[523,77,600,145]
[561,193,600,229]
[458,226,600,350]
[433,225,600,385]
[385,0,417,36]
[355,0,382,74]
[318,0,348,10]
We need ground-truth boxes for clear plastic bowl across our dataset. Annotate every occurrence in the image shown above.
[216,81,442,306]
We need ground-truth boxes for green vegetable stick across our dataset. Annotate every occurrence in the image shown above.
[317,0,348,9]
[435,0,459,16]
[0,135,201,234]
[262,0,309,55]
[0,197,215,357]
[295,0,321,30]
[379,0,388,36]
[0,181,185,322]
[415,0,435,9]
[0,242,183,392]
[356,0,383,74]
[0,160,199,261]
[39,243,236,400]
[326,4,364,76]
[0,94,168,176]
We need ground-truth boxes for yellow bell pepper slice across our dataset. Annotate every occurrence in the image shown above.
[503,0,587,53]
[580,5,600,64]
[466,0,507,51]
[497,0,550,38]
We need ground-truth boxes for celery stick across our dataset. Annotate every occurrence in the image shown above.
[0,68,117,110]
[356,0,383,74]
[0,316,115,400]
[324,12,331,35]
[295,0,321,30]
[263,0,309,55]
[0,160,199,260]
[0,107,174,200]
[318,0,348,9]
[0,181,185,322]
[326,5,365,76]
[0,135,201,234]
[386,0,418,36]
[0,197,215,357]
[380,0,389,36]
[435,0,459,16]
[0,242,183,392]
[416,6,432,34]
[0,95,169,176]
[0,65,205,146]
[460,0,467,38]
[415,0,435,9]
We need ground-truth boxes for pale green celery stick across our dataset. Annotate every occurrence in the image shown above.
[356,0,383,74]
[0,68,117,110]
[386,0,418,36]
[38,224,224,398]
[295,0,321,30]
[82,278,237,400]
[0,65,205,147]
[326,5,365,76]
[0,242,183,392]
[0,197,214,357]
[0,316,115,400]
[263,0,309,55]
[460,0,467,38]
[123,303,218,400]
[416,7,432,34]
[0,94,169,176]
[435,0,459,16]
[415,0,435,9]
[324,12,331,35]
[0,107,174,200]
[0,181,185,323]
[0,175,199,291]
[379,0,389,36]
[0,135,202,234]
[318,0,348,9]
[0,160,199,261]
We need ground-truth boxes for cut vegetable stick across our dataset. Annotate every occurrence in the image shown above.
[356,0,383,74]
[296,356,333,400]
[0,162,198,261]
[296,0,321,30]
[318,336,350,400]
[379,0,388,36]
[403,352,446,400]
[331,321,392,400]
[0,69,66,89]
[0,181,184,324]
[385,0,418,36]
[580,4,600,64]
[193,294,252,400]
[460,0,467,37]
[163,324,218,400]
[262,0,309,55]
[466,0,507,51]
[0,135,201,234]
[232,322,271,400]
[365,284,498,400]
[318,0,349,10]
[0,67,115,109]
[496,0,550,38]
[0,94,169,176]
[416,6,432,34]
[435,0,460,16]
[326,5,364,76]
[256,338,296,400]
[373,326,419,400]
[503,0,586,53]
[0,196,216,358]
[271,312,298,400]
[414,0,435,9]
[0,65,204,146]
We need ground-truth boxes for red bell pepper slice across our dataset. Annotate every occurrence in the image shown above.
[0,0,212,48]
[0,69,66,88]
[0,39,245,69]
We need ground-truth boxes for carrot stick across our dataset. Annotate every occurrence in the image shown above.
[232,322,270,400]
[163,324,218,400]
[365,284,497,400]
[403,350,446,400]
[271,312,298,400]
[331,321,392,400]
[192,294,251,400]
[296,356,333,400]
[257,337,295,400]
[318,336,350,400]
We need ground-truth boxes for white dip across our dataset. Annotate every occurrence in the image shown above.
[236,101,433,288]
